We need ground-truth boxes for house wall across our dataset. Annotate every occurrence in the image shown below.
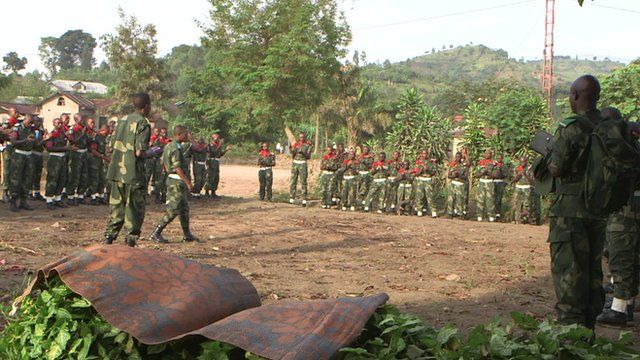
[39,94,94,131]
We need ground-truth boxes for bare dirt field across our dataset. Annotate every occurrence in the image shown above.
[0,164,637,344]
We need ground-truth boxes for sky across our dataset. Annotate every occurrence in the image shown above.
[2,0,639,73]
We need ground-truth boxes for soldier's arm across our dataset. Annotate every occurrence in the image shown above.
[304,144,312,159]
[10,131,33,146]
[547,123,577,178]
[171,150,193,191]
[134,120,153,158]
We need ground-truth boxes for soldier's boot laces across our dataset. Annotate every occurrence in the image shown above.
[9,198,19,212]
[596,309,628,327]
[182,229,199,242]
[19,199,33,211]
[151,225,168,244]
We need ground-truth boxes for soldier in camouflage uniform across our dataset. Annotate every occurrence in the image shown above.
[150,125,199,244]
[331,143,347,205]
[364,152,388,213]
[258,142,277,201]
[413,150,439,218]
[357,146,375,205]
[289,132,312,206]
[66,114,90,205]
[384,151,401,213]
[44,118,73,210]
[395,161,414,215]
[8,114,38,211]
[2,107,18,202]
[447,150,471,219]
[340,150,359,211]
[546,75,606,329]
[146,127,161,196]
[103,93,158,247]
[191,137,208,198]
[319,146,338,208]
[88,125,111,205]
[30,117,45,201]
[104,120,116,201]
[205,133,230,198]
[512,157,538,224]
[476,150,496,222]
[492,154,508,221]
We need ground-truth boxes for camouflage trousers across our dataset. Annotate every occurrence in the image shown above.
[513,185,539,224]
[88,156,106,196]
[205,158,220,193]
[341,175,358,208]
[290,161,308,200]
[494,180,506,217]
[606,208,640,300]
[414,177,437,214]
[447,180,468,217]
[104,181,147,244]
[67,150,88,197]
[396,182,413,214]
[2,147,13,191]
[357,172,372,204]
[319,171,334,206]
[45,154,67,198]
[548,216,606,329]
[9,151,33,200]
[365,179,387,211]
[332,170,344,202]
[259,168,273,200]
[158,178,189,230]
[192,162,206,194]
[145,157,159,189]
[476,179,495,219]
[31,152,43,192]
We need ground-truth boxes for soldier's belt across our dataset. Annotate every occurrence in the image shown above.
[399,183,412,188]
[168,174,181,180]
[516,184,531,189]
[293,160,307,164]
[31,151,43,156]
[74,149,87,153]
[14,149,32,156]
[373,178,387,183]
[479,178,493,183]
[322,170,334,175]
[48,152,66,157]
[358,171,370,175]
[451,180,464,186]
[195,161,206,165]
[493,179,505,183]
[209,158,220,162]
[417,177,433,181]
[343,175,356,180]
[260,167,273,171]
[387,177,397,181]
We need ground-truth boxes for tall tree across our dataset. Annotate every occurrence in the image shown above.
[2,52,27,74]
[101,8,169,115]
[600,61,640,121]
[38,30,96,75]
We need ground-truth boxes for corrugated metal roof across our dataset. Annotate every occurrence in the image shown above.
[0,102,39,115]
[40,91,96,111]
[51,80,108,95]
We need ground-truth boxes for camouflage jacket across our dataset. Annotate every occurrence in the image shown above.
[514,165,533,185]
[91,133,108,155]
[106,112,151,186]
[207,141,226,159]
[358,154,375,172]
[258,150,276,167]
[162,141,188,176]
[371,160,389,179]
[45,130,68,152]
[320,153,339,171]
[10,122,35,151]
[414,158,437,177]
[191,143,207,163]
[341,159,360,177]
[448,161,469,182]
[68,124,89,150]
[291,141,312,162]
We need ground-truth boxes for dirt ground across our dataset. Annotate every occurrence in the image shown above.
[0,164,637,344]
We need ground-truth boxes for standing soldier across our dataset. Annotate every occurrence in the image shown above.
[476,149,496,222]
[364,152,389,213]
[413,150,439,218]
[190,137,208,198]
[340,150,359,211]
[332,142,347,205]
[66,114,90,205]
[205,133,231,198]
[8,114,38,212]
[289,132,312,206]
[492,154,508,221]
[104,120,116,201]
[385,151,402,213]
[512,157,537,224]
[44,118,73,209]
[258,142,276,201]
[2,107,19,202]
[357,146,375,206]
[146,127,161,198]
[319,145,338,208]
[88,125,111,205]
[103,93,158,247]
[447,150,471,219]
[395,160,414,215]
[30,117,45,201]
[150,125,199,243]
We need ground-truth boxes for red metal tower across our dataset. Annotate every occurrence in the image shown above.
[542,0,556,114]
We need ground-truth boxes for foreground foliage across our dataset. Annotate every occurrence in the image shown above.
[1,278,638,359]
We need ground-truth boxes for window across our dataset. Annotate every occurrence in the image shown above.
[57,97,65,106]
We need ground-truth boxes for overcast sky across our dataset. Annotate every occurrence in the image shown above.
[2,0,639,73]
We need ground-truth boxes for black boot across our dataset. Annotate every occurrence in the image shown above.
[103,235,115,245]
[151,224,168,244]
[46,202,57,210]
[596,309,628,326]
[182,229,199,242]
[90,198,99,206]
[67,198,77,206]
[19,199,33,211]
[9,198,19,212]
[125,236,137,247]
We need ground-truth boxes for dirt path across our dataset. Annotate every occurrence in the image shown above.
[0,164,637,344]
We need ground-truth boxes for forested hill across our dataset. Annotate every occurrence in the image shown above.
[363,44,624,107]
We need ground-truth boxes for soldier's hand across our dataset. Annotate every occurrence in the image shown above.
[187,182,194,192]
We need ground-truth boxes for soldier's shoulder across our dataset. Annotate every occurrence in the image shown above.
[559,116,580,128]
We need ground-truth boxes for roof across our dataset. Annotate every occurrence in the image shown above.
[91,99,114,110]
[40,91,96,111]
[0,102,38,115]
[51,80,108,95]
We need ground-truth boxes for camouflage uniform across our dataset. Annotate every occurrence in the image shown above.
[492,160,507,219]
[44,130,68,205]
[67,125,90,202]
[413,158,438,216]
[258,150,277,201]
[476,159,496,220]
[88,133,108,202]
[513,164,539,224]
[181,141,193,181]
[447,161,469,218]
[340,158,359,210]
[289,140,312,201]
[364,160,389,212]
[385,159,401,212]
[103,112,151,247]
[332,150,348,203]
[1,117,17,197]
[30,126,44,198]
[191,143,208,196]
[156,141,190,231]
[547,109,606,328]
[319,151,339,207]
[396,168,414,215]
[9,122,35,201]
[357,153,374,204]
[145,134,162,194]
[206,140,226,196]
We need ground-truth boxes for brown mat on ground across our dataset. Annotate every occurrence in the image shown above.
[14,245,388,360]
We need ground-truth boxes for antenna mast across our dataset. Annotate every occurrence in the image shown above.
[542,0,556,116]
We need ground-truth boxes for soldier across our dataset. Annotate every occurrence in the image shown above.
[546,75,606,329]
[331,142,347,205]
[44,118,73,210]
[103,93,158,247]
[104,120,116,201]
[340,150,359,211]
[146,127,161,197]
[149,128,170,203]
[258,142,276,201]
[190,137,208,198]
[289,132,312,206]
[66,114,90,205]
[512,157,538,224]
[30,117,45,201]
[8,114,38,212]
[394,161,414,215]
[88,125,111,205]
[364,152,389,213]
[446,150,471,219]
[205,133,231,198]
[385,151,402,213]
[492,154,508,220]
[60,113,71,198]
[182,132,194,181]
[2,107,19,202]
[413,150,439,218]
[357,146,375,205]
[150,125,199,243]
[319,145,338,208]
[475,149,496,222]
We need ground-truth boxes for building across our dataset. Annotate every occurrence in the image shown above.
[38,91,98,130]
[50,80,108,95]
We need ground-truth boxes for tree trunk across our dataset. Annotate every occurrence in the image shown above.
[314,113,320,154]
[347,117,358,148]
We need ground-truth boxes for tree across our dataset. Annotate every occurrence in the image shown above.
[460,102,489,163]
[600,62,640,121]
[38,30,96,75]
[101,8,170,115]
[2,52,27,74]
